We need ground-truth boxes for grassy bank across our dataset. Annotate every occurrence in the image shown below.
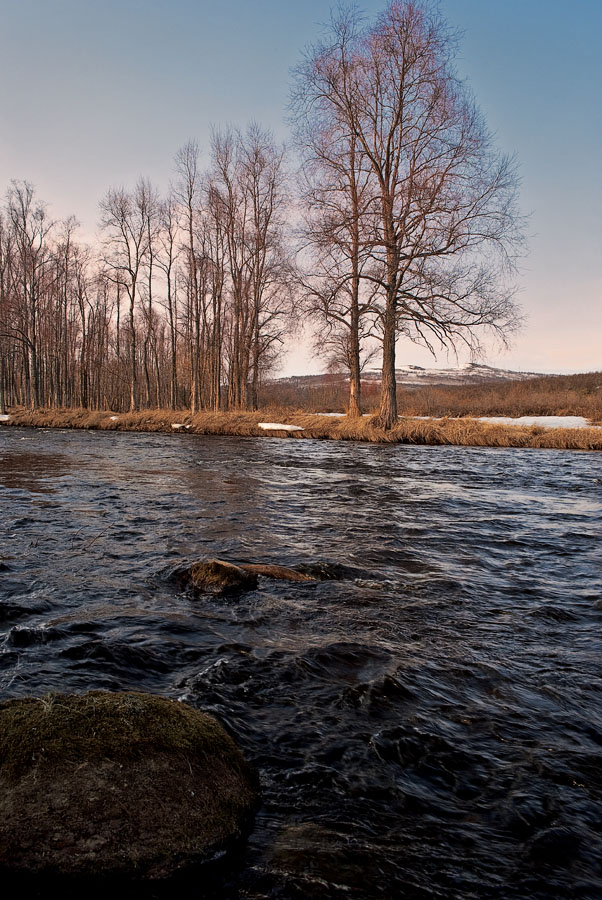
[2,406,602,451]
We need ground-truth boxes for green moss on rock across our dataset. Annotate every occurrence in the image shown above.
[0,691,259,883]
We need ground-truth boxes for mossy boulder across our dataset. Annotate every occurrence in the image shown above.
[0,691,259,884]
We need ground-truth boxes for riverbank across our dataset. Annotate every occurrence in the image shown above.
[2,406,602,450]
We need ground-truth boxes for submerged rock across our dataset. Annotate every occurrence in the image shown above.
[269,822,385,893]
[238,563,316,583]
[0,691,258,884]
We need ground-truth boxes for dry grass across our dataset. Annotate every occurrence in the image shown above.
[397,372,602,422]
[2,405,602,451]
[262,371,602,422]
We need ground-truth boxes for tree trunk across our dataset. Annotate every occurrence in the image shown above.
[347,280,362,417]
[129,295,137,412]
[374,291,397,429]
[0,356,6,414]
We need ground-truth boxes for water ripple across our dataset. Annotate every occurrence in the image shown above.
[0,427,601,898]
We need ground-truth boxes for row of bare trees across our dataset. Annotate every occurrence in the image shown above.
[0,2,522,427]
[0,182,105,413]
[0,125,293,414]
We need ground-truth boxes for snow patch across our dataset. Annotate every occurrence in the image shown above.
[476,415,592,429]
[258,422,304,432]
[317,413,598,429]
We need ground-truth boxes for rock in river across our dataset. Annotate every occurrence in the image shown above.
[175,559,260,595]
[173,558,317,596]
[0,691,259,885]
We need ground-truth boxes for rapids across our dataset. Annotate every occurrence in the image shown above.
[1,427,601,898]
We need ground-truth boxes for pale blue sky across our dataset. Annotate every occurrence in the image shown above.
[1,0,600,374]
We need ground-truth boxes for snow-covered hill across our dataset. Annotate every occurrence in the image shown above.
[365,363,542,385]
[277,363,543,387]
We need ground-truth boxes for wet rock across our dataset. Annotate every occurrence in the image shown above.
[239,563,316,583]
[295,561,364,581]
[176,559,259,595]
[0,691,259,884]
[173,559,321,594]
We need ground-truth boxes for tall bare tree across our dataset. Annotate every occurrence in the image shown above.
[292,8,376,416]
[156,190,181,409]
[210,125,292,410]
[294,1,521,428]
[99,181,151,411]
[204,182,227,410]
[239,123,292,409]
[174,141,203,412]
[5,181,54,408]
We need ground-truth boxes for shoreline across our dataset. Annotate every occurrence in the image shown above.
[2,407,602,451]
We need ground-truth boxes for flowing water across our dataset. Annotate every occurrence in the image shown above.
[0,427,601,899]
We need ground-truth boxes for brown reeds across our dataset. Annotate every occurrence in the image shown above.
[2,406,602,451]
[261,371,602,423]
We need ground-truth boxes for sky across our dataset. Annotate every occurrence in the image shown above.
[0,0,600,376]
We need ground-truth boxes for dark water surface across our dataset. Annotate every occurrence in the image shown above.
[1,427,601,899]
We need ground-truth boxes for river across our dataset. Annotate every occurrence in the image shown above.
[1,427,601,899]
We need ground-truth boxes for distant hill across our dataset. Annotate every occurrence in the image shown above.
[276,363,544,388]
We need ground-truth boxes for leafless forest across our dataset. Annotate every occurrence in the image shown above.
[0,126,292,418]
[0,3,523,425]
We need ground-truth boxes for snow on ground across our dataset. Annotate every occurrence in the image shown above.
[258,422,304,432]
[476,416,593,429]
[414,414,598,429]
[314,413,599,429]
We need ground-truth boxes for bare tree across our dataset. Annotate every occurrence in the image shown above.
[239,123,292,409]
[209,125,293,410]
[174,141,203,412]
[0,209,14,413]
[99,181,151,411]
[155,189,181,409]
[5,181,55,408]
[292,8,376,416]
[209,128,250,409]
[138,178,160,407]
[204,182,227,410]
[294,1,522,428]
